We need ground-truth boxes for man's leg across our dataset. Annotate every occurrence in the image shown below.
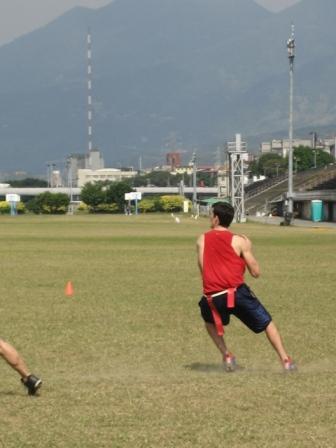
[0,339,30,378]
[205,323,236,371]
[265,321,290,363]
[205,323,229,358]
[0,338,42,394]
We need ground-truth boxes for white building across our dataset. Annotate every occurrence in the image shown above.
[51,170,62,188]
[68,148,105,186]
[260,137,336,158]
[261,138,312,157]
[87,149,104,170]
[77,168,137,187]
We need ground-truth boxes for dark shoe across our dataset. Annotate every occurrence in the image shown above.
[21,374,42,396]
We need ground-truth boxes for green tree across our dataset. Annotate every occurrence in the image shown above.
[197,171,217,187]
[80,182,107,212]
[252,153,286,177]
[26,192,69,214]
[105,181,133,211]
[131,171,191,188]
[292,145,334,171]
[81,181,133,213]
[5,178,48,187]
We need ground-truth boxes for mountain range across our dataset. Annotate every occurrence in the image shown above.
[0,0,335,173]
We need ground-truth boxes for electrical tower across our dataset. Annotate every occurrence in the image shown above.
[87,29,93,153]
[227,134,247,223]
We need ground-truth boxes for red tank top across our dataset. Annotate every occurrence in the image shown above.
[203,229,246,294]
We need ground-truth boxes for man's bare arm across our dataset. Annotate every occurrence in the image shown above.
[238,235,260,278]
[196,234,204,275]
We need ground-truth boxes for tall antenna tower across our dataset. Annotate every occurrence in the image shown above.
[87,28,93,152]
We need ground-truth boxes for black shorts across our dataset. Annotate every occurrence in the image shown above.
[198,284,272,334]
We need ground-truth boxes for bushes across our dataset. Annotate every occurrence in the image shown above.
[94,203,119,214]
[0,201,26,214]
[138,197,161,213]
[0,201,10,214]
[1,190,188,216]
[26,192,70,214]
[137,196,186,213]
[159,195,185,212]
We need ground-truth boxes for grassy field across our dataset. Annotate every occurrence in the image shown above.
[0,214,335,447]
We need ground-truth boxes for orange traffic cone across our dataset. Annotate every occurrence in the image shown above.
[65,281,74,297]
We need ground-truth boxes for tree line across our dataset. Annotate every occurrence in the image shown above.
[0,181,187,214]
[250,146,334,177]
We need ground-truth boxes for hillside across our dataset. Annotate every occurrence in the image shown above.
[0,0,335,172]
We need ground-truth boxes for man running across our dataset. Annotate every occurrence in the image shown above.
[0,338,42,395]
[197,201,296,372]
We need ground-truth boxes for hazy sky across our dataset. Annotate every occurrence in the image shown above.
[255,0,301,12]
[0,0,112,46]
[0,0,302,47]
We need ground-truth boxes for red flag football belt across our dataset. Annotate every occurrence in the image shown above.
[206,288,236,336]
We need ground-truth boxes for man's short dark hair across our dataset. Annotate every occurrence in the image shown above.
[212,202,234,227]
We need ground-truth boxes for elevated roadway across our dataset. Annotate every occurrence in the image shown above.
[0,186,218,199]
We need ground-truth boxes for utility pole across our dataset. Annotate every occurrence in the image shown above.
[191,152,197,214]
[46,164,51,188]
[67,157,74,214]
[285,24,295,225]
[310,131,317,168]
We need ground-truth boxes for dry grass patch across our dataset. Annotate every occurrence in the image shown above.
[0,214,335,447]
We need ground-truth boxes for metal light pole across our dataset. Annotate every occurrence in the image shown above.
[286,24,295,224]
[67,157,74,214]
[46,164,50,188]
[310,131,317,168]
[191,152,197,214]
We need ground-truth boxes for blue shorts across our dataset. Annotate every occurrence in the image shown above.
[198,283,272,334]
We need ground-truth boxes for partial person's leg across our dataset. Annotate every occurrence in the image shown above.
[0,339,30,378]
[235,286,295,370]
[205,323,236,371]
[0,338,42,394]
[205,323,229,358]
[265,321,290,363]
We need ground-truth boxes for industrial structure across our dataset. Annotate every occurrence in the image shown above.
[227,134,247,223]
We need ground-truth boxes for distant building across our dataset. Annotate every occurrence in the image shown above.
[260,137,336,158]
[51,170,62,188]
[67,153,86,186]
[68,148,105,186]
[174,166,193,175]
[324,137,336,158]
[166,152,182,170]
[87,149,104,170]
[77,168,137,187]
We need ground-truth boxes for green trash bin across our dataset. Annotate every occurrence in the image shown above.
[311,200,323,222]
